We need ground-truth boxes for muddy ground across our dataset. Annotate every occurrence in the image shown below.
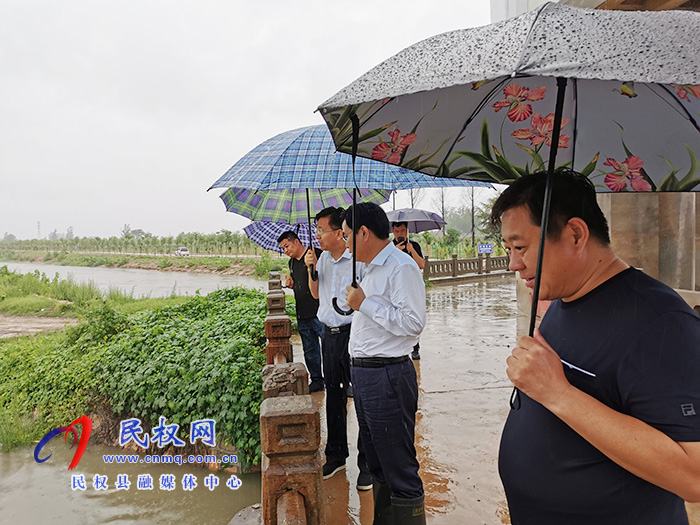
[0,314,79,339]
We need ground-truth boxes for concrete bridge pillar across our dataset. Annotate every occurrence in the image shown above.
[598,193,697,291]
[515,193,698,337]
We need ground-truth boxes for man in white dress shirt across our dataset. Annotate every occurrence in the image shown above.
[304,206,372,492]
[343,202,427,525]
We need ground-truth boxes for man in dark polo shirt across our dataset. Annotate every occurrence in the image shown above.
[491,169,700,524]
[278,230,324,393]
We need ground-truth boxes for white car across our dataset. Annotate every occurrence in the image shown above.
[174,247,190,256]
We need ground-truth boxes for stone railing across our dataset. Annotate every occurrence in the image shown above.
[258,271,323,525]
[423,254,510,280]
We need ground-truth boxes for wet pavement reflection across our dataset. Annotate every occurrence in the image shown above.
[304,276,517,524]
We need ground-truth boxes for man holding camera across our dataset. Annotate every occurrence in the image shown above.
[391,221,425,360]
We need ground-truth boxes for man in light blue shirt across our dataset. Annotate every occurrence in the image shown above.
[304,207,371,492]
[343,202,426,525]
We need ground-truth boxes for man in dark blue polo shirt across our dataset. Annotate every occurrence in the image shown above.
[491,169,700,524]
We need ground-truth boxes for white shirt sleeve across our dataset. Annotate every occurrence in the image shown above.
[358,261,426,337]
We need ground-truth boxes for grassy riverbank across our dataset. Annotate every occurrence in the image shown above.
[0,248,289,279]
[0,268,296,469]
[0,264,187,317]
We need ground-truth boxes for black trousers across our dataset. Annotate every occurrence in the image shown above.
[322,326,369,474]
[351,358,423,499]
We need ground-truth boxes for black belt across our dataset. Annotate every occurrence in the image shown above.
[351,355,410,368]
[324,323,351,335]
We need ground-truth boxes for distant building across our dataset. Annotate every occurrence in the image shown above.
[490,0,699,22]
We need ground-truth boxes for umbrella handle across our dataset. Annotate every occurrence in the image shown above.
[332,281,356,316]
[310,265,318,281]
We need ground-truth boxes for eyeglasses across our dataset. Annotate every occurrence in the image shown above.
[316,228,340,235]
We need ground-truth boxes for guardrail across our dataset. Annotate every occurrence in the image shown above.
[423,254,510,280]
[259,271,322,525]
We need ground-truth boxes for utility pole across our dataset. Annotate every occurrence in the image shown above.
[37,221,41,239]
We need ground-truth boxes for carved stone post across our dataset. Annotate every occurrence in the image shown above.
[485,253,492,274]
[260,395,323,525]
[265,271,292,364]
[258,271,322,525]
[452,253,458,277]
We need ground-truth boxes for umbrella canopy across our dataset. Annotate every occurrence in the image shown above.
[386,208,446,233]
[244,221,320,253]
[209,125,492,192]
[219,186,389,224]
[318,3,700,405]
[318,3,700,192]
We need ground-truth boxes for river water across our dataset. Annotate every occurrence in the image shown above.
[0,261,266,297]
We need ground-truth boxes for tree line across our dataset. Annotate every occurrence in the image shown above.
[0,229,262,256]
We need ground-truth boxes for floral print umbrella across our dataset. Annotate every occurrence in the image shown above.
[318,4,700,193]
[317,3,700,390]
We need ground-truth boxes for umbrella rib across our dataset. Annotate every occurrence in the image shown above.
[512,2,551,75]
[653,84,700,133]
[447,77,512,169]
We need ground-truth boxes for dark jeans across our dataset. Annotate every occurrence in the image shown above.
[297,317,323,384]
[351,359,423,499]
[322,326,369,473]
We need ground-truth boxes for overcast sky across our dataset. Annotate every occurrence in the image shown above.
[1,0,492,240]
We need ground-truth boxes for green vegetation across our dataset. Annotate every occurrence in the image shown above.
[0,281,296,469]
[0,265,187,317]
[253,252,288,278]
[0,249,258,276]
[0,229,261,257]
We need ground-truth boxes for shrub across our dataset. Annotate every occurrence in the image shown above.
[253,252,287,278]
[94,287,271,467]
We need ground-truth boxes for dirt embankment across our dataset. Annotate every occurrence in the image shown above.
[0,314,79,339]
[117,259,256,276]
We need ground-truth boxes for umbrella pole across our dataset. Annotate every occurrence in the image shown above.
[511,77,568,410]
[306,188,318,281]
[331,116,360,316]
[350,115,359,288]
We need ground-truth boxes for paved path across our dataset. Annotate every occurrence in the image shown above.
[300,276,516,524]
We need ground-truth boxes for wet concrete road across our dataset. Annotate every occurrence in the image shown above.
[303,275,516,525]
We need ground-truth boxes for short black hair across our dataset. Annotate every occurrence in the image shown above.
[315,206,345,230]
[490,168,610,245]
[344,202,390,240]
[391,221,408,228]
[277,230,300,244]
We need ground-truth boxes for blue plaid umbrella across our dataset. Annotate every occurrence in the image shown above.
[244,221,321,253]
[208,125,492,191]
[219,186,390,224]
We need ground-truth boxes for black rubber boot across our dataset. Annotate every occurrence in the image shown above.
[391,494,426,525]
[372,481,393,524]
